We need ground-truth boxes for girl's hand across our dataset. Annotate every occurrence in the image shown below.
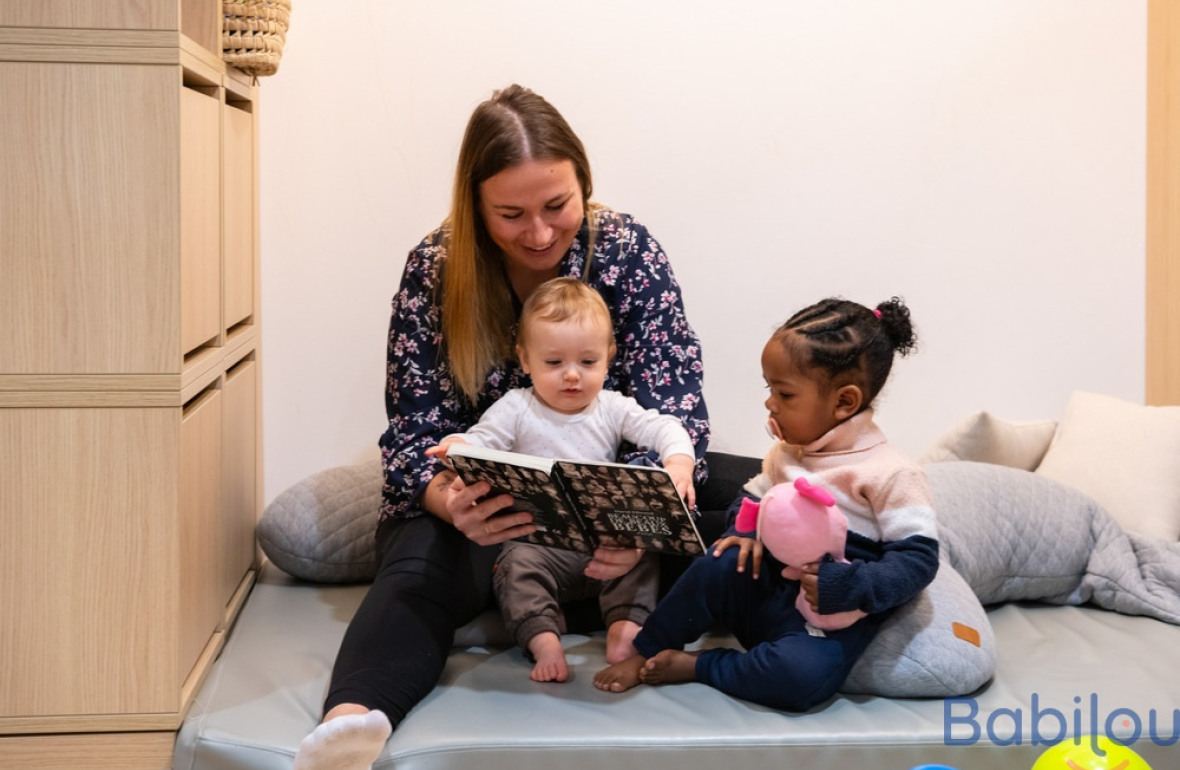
[711,535,763,579]
[425,436,467,461]
[800,562,821,610]
[584,546,644,581]
[663,454,697,510]
[432,473,535,546]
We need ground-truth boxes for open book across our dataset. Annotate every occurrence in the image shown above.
[447,443,705,556]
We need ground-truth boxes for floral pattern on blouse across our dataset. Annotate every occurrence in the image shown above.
[378,208,710,525]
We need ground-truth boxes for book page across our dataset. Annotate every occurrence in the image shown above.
[554,461,705,555]
[448,446,592,553]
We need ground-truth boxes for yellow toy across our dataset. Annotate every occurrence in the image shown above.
[1031,735,1152,770]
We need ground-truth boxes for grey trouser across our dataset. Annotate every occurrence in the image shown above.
[492,541,659,650]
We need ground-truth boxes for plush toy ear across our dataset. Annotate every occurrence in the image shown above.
[794,477,836,507]
[734,497,761,534]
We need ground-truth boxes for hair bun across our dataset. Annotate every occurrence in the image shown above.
[875,297,917,356]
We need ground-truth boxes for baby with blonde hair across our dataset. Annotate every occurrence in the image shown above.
[430,277,696,681]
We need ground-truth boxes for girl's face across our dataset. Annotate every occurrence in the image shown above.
[479,158,585,285]
[761,336,857,446]
[517,317,611,415]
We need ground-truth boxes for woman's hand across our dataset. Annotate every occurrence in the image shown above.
[711,535,763,578]
[584,546,644,581]
[425,471,535,546]
[663,454,697,510]
[799,562,820,610]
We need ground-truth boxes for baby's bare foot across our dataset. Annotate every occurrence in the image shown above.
[527,631,569,683]
[639,650,698,685]
[593,654,646,693]
[605,619,642,664]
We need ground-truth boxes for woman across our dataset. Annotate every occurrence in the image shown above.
[294,84,711,770]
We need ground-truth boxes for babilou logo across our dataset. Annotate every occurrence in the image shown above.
[944,694,1178,751]
[1031,735,1152,769]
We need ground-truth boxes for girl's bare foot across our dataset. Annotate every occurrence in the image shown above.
[638,649,698,685]
[605,619,642,664]
[527,631,569,682]
[593,654,645,692]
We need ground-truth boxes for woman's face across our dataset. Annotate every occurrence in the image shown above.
[478,158,585,283]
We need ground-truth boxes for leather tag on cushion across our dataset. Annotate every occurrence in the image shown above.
[1036,391,1180,542]
[257,461,382,583]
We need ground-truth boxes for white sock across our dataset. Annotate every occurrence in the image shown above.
[293,710,392,770]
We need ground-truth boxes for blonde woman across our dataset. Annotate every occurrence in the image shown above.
[295,84,711,770]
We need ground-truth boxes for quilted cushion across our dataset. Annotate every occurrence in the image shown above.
[843,558,995,697]
[257,461,382,583]
[929,461,1101,605]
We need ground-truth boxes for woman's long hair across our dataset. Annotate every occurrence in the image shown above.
[442,84,593,401]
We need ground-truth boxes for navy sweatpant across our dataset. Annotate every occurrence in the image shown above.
[632,547,884,712]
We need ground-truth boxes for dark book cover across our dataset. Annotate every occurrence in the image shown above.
[447,445,704,556]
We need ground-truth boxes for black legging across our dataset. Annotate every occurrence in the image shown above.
[323,451,758,726]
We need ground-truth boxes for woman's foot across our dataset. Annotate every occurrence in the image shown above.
[604,619,642,664]
[638,649,698,685]
[593,654,645,692]
[527,631,569,682]
[293,709,392,770]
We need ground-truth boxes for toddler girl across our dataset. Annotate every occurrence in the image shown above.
[594,296,939,711]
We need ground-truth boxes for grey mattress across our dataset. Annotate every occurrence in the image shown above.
[173,564,1180,770]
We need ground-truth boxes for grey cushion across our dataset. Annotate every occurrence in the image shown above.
[257,461,382,583]
[843,559,995,696]
[846,461,1116,697]
[927,461,1102,605]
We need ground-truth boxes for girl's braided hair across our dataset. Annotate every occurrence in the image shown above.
[776,296,917,407]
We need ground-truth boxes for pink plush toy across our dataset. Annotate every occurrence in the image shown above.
[735,477,867,631]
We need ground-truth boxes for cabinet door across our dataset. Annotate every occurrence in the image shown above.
[220,356,258,606]
[0,63,179,374]
[223,102,255,331]
[0,2,176,30]
[0,407,178,718]
[180,85,221,357]
[178,385,223,681]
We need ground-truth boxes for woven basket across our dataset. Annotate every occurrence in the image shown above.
[222,0,291,77]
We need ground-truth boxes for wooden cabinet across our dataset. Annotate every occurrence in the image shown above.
[0,4,263,768]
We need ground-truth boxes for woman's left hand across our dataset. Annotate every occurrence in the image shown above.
[584,546,644,581]
[800,562,821,610]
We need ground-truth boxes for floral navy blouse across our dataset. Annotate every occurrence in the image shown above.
[378,207,711,526]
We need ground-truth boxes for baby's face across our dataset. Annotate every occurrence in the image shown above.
[518,318,611,414]
[761,337,839,446]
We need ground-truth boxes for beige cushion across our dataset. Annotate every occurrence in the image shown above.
[1036,391,1180,542]
[919,411,1057,471]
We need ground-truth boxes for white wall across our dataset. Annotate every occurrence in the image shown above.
[260,0,1145,502]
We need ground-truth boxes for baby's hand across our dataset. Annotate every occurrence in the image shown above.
[663,454,696,510]
[425,436,468,461]
[800,562,821,610]
[711,535,764,579]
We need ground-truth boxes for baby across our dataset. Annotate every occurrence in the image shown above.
[429,277,696,681]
